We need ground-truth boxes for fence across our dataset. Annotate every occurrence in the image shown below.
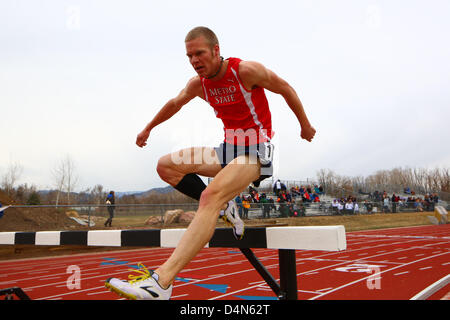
[3,195,446,233]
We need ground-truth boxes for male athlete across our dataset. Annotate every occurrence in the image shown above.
[105,26,316,300]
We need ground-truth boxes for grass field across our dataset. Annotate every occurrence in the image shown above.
[109,210,434,232]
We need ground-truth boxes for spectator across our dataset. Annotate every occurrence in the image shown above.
[314,185,324,195]
[268,196,276,214]
[260,193,271,218]
[291,186,300,197]
[235,195,243,218]
[415,198,424,212]
[285,190,292,203]
[364,200,373,214]
[382,195,390,213]
[337,201,344,215]
[345,200,354,215]
[242,196,250,219]
[248,186,260,203]
[354,201,359,214]
[104,191,115,227]
[273,179,285,196]
[277,191,289,217]
[332,199,339,215]
[302,191,311,203]
[318,185,324,194]
[432,193,439,210]
[311,192,320,202]
[391,193,398,213]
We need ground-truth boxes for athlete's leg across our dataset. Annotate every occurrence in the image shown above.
[156,147,222,201]
[156,147,222,186]
[155,154,261,288]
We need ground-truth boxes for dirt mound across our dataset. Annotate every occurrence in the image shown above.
[0,190,79,232]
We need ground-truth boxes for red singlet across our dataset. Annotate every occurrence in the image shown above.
[200,57,274,146]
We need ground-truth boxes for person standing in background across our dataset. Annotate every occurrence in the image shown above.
[104,191,115,227]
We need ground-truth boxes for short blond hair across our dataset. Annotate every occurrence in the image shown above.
[185,26,219,49]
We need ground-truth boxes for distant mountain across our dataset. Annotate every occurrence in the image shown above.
[114,186,174,198]
[114,191,144,198]
[37,186,175,199]
[133,185,175,198]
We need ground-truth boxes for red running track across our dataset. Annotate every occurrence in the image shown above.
[0,224,448,300]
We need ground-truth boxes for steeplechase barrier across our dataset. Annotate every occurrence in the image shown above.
[0,226,346,300]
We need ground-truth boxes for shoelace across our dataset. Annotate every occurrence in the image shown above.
[127,263,153,284]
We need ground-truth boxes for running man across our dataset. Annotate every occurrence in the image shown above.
[105,26,316,300]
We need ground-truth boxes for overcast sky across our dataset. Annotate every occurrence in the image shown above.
[1,0,449,192]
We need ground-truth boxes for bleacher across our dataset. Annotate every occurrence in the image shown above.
[238,179,448,219]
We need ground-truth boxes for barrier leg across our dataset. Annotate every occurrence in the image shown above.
[240,248,281,297]
[278,249,298,300]
[0,287,31,300]
[240,248,298,300]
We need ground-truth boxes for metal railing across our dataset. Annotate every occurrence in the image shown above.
[1,196,447,232]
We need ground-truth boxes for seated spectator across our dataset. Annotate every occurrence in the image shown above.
[332,199,339,215]
[353,202,359,214]
[248,186,260,203]
[345,200,354,215]
[314,185,321,195]
[414,198,424,212]
[318,185,324,194]
[311,192,320,202]
[337,201,344,215]
[285,191,292,203]
[383,196,390,213]
[302,191,311,203]
[277,191,290,217]
[364,200,373,214]
[290,186,301,197]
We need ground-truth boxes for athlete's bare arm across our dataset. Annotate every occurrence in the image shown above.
[238,61,316,142]
[136,76,204,147]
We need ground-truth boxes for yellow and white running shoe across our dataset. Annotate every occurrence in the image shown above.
[219,200,245,240]
[105,263,172,300]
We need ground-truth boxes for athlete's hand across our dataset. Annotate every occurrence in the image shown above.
[136,129,150,148]
[301,125,316,142]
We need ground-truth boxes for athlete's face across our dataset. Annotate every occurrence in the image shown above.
[185,36,220,77]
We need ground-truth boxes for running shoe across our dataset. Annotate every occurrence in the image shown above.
[105,263,172,300]
[219,199,245,240]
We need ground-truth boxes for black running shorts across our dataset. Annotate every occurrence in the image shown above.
[214,142,274,187]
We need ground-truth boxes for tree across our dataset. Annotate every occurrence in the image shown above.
[90,184,106,205]
[27,191,41,205]
[64,155,78,204]
[1,161,23,196]
[51,155,78,205]
[51,158,66,206]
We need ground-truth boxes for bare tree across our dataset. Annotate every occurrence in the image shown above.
[51,158,66,206]
[1,161,24,196]
[51,155,78,205]
[64,155,78,204]
[90,184,106,205]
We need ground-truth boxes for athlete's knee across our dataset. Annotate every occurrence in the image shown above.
[198,185,224,210]
[156,155,178,182]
